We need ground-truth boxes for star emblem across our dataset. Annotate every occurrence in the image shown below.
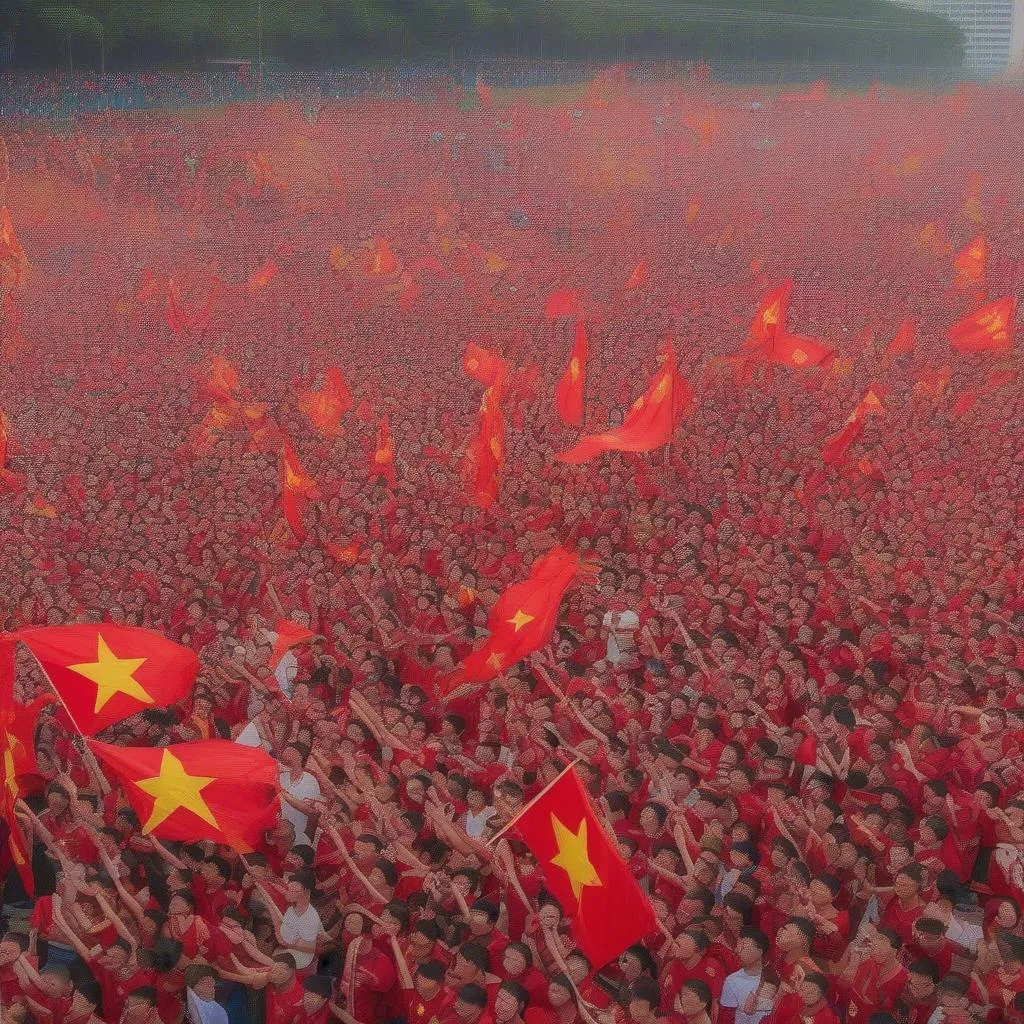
[136,750,218,834]
[549,813,602,904]
[507,609,535,633]
[791,348,808,365]
[68,635,153,714]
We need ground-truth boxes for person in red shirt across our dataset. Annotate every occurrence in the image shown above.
[260,955,304,1024]
[775,971,839,1024]
[296,975,333,1024]
[398,959,454,1024]
[837,926,908,1021]
[660,931,726,1010]
[901,959,940,1024]
[440,983,493,1024]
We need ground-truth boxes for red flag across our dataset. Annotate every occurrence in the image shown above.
[298,368,352,438]
[886,319,916,359]
[555,319,588,427]
[270,619,316,670]
[510,765,655,969]
[371,416,396,486]
[88,739,280,854]
[953,235,987,286]
[203,354,240,403]
[822,418,864,467]
[0,637,37,895]
[985,367,1016,391]
[747,280,792,348]
[466,383,505,509]
[0,206,28,289]
[950,392,977,417]
[0,410,24,494]
[366,239,398,275]
[556,340,691,464]
[166,277,221,335]
[545,289,582,319]
[281,442,319,542]
[463,342,509,387]
[624,261,649,290]
[444,547,594,690]
[246,259,279,294]
[476,76,495,109]
[768,331,834,370]
[948,296,1016,353]
[17,625,199,736]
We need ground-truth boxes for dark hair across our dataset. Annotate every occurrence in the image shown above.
[498,980,529,1015]
[290,869,316,894]
[876,927,903,950]
[908,958,941,983]
[680,979,712,1010]
[458,941,491,973]
[457,983,489,1009]
[786,916,815,946]
[802,971,829,997]
[471,899,499,924]
[416,959,446,982]
[303,975,334,998]
[630,977,661,1010]
[738,926,770,957]
[127,986,158,1007]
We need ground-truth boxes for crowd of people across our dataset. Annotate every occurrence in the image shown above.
[0,66,1022,1024]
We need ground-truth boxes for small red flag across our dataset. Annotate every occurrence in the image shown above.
[747,280,792,348]
[886,319,916,359]
[366,239,398,275]
[463,341,508,387]
[466,384,505,509]
[556,340,692,464]
[545,288,582,319]
[246,259,279,294]
[17,625,198,736]
[953,235,987,286]
[281,442,319,542]
[950,392,977,417]
[88,739,280,854]
[769,331,834,370]
[444,547,593,691]
[371,416,396,486]
[270,619,316,670]
[555,319,588,427]
[298,368,352,438]
[510,765,656,969]
[166,277,221,335]
[948,296,1016,353]
[624,261,649,290]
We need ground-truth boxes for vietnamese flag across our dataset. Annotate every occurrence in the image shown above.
[371,416,396,485]
[366,238,398,275]
[444,547,593,690]
[0,206,28,288]
[822,418,864,467]
[545,288,582,319]
[953,235,987,286]
[886,319,916,359]
[747,280,792,348]
[298,367,352,438]
[467,383,505,509]
[509,765,655,969]
[202,355,240,403]
[166,277,221,336]
[555,319,588,427]
[246,259,279,294]
[986,367,1016,390]
[270,619,316,670]
[951,392,977,417]
[556,340,692,464]
[624,261,649,290]
[88,739,280,854]
[17,624,199,736]
[948,296,1016,353]
[769,331,834,370]
[463,341,508,387]
[281,441,319,542]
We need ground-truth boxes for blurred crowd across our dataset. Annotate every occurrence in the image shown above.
[0,69,1022,1024]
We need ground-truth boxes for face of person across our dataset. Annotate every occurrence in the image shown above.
[194,976,217,1001]
[502,948,526,977]
[547,982,571,1008]
[494,990,519,1023]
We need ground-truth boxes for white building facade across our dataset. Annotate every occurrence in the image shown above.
[902,0,1024,75]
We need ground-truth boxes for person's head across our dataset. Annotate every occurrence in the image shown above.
[906,958,940,1003]
[414,959,446,1000]
[0,933,28,966]
[501,942,532,979]
[799,972,829,1010]
[547,974,575,1009]
[777,916,814,955]
[122,986,158,1022]
[454,983,489,1021]
[187,966,219,1002]
[268,953,297,987]
[36,965,72,1000]
[627,977,661,1023]
[452,942,489,983]
[302,976,333,1015]
[468,899,498,937]
[871,927,902,963]
[287,869,316,905]
[736,927,769,969]
[494,981,528,1024]
[676,979,712,1019]
[936,974,971,1010]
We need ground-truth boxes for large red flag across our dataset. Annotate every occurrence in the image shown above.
[281,441,319,542]
[509,765,656,969]
[17,625,198,736]
[0,207,28,289]
[768,331,834,370]
[821,386,883,466]
[0,637,36,895]
[555,319,588,427]
[443,547,594,690]
[886,319,916,359]
[556,340,692,464]
[948,296,1016,353]
[89,740,280,854]
[298,368,352,438]
[270,620,316,670]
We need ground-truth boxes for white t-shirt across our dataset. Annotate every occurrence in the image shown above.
[720,968,770,1024]
[187,989,229,1024]
[465,806,496,839]
[279,769,321,841]
[275,649,299,696]
[280,902,323,970]
[235,720,271,752]
[602,609,640,664]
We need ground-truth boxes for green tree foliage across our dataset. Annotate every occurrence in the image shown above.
[9,0,964,70]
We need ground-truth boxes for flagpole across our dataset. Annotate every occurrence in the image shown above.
[485,759,580,848]
[16,635,89,739]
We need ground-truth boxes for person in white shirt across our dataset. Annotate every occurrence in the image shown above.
[278,743,323,844]
[464,785,495,839]
[185,967,229,1024]
[719,927,776,1024]
[602,603,640,665]
[275,870,324,971]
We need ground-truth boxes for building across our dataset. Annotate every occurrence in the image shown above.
[901,0,1024,74]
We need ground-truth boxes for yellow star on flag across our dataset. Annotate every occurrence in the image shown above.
[507,609,535,632]
[791,348,808,365]
[486,652,504,671]
[136,750,219,834]
[549,813,602,903]
[68,635,153,714]
[569,358,580,383]
[763,301,780,326]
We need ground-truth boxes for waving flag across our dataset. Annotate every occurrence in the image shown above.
[555,319,588,427]
[948,296,1016,353]
[557,340,691,464]
[89,740,279,854]
[822,386,884,466]
[366,239,398,275]
[17,625,198,736]
[954,235,987,286]
[545,289,582,319]
[281,441,319,542]
[624,261,649,290]
[0,207,28,289]
[768,331,834,370]
[509,765,655,969]
[298,368,352,438]
[463,341,508,387]
[246,259,279,294]
[747,280,793,348]
[166,277,221,336]
[886,319,916,359]
[444,547,594,690]
[466,383,505,509]
[371,416,396,486]
[202,354,240,403]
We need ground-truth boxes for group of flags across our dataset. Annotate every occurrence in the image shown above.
[0,624,281,894]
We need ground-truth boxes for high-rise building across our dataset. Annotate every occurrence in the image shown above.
[901,0,1024,74]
